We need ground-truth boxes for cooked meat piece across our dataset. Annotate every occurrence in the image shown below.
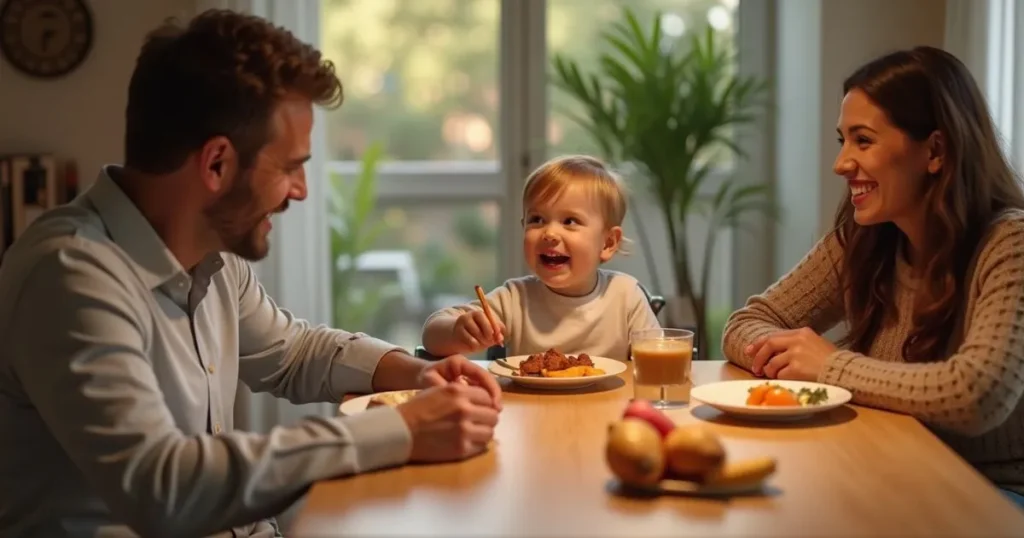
[541,349,571,371]
[517,348,591,375]
[519,349,560,374]
[519,353,546,375]
[568,352,594,368]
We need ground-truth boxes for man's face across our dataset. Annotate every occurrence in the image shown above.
[206,97,313,260]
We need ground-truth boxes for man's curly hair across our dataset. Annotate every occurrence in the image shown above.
[124,9,343,174]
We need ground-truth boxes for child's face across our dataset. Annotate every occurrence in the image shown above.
[522,184,622,296]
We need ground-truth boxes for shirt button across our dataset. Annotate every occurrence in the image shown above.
[207,365,215,374]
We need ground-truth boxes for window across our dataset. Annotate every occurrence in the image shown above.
[947,0,1024,178]
[320,0,500,163]
[330,199,501,348]
[547,0,740,168]
[321,0,504,351]
[986,0,1024,173]
[320,0,756,355]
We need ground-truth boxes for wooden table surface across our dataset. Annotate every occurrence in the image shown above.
[293,360,1024,537]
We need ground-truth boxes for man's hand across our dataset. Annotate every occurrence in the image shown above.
[746,327,837,381]
[396,383,500,462]
[418,354,502,410]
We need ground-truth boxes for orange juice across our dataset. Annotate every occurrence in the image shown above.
[631,339,692,386]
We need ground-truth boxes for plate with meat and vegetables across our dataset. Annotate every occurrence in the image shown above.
[690,380,852,421]
[489,348,627,390]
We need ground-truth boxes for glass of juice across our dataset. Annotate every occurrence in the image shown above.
[630,328,694,409]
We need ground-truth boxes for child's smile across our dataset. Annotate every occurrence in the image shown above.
[522,183,621,296]
[539,249,571,269]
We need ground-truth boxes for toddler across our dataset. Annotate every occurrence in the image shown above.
[421,155,661,361]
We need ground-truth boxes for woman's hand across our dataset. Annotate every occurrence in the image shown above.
[746,327,837,381]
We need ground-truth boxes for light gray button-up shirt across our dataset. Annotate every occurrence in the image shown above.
[0,166,414,537]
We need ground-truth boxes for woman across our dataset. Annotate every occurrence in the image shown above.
[722,46,1024,503]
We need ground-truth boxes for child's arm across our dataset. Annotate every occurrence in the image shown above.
[421,316,460,357]
[422,286,511,357]
[626,283,662,333]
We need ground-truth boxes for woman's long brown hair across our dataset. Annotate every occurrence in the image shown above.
[835,46,1024,362]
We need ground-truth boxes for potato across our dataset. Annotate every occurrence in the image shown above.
[542,366,606,377]
[663,425,726,480]
[605,418,666,487]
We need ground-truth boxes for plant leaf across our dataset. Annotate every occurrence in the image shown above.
[548,5,771,306]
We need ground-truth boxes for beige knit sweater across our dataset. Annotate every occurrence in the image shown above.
[722,209,1024,492]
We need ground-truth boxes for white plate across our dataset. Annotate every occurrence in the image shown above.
[690,379,852,421]
[489,354,627,390]
[339,390,420,416]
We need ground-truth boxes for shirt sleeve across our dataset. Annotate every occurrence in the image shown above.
[423,282,514,330]
[229,255,404,403]
[818,222,1024,437]
[626,281,661,333]
[8,246,412,538]
[721,231,847,371]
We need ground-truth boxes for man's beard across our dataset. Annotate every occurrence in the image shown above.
[204,168,282,261]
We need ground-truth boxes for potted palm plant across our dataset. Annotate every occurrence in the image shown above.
[550,8,772,353]
[328,142,400,332]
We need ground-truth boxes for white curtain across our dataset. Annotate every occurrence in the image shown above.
[945,0,1024,173]
[194,0,334,432]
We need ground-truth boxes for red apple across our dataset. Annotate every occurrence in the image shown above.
[622,399,676,438]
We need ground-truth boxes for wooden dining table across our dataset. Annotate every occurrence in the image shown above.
[293,360,1024,536]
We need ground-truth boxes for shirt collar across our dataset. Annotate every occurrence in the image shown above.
[85,165,223,291]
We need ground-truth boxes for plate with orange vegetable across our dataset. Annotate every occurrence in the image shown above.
[690,380,852,420]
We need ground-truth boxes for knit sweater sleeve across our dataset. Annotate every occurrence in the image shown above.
[722,231,846,369]
[819,217,1024,436]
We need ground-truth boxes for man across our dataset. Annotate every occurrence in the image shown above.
[0,9,502,538]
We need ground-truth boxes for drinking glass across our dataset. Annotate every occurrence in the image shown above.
[630,328,694,409]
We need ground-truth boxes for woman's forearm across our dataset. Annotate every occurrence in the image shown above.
[722,231,846,370]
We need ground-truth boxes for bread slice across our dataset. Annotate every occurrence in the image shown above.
[367,390,419,409]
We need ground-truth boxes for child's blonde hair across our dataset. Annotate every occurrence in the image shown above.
[522,155,628,228]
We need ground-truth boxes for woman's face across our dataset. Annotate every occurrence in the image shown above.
[833,89,943,234]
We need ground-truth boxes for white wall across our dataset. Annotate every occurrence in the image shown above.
[0,0,194,185]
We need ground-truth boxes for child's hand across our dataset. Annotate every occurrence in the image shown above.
[452,310,506,352]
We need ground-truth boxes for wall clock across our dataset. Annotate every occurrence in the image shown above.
[0,0,93,79]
